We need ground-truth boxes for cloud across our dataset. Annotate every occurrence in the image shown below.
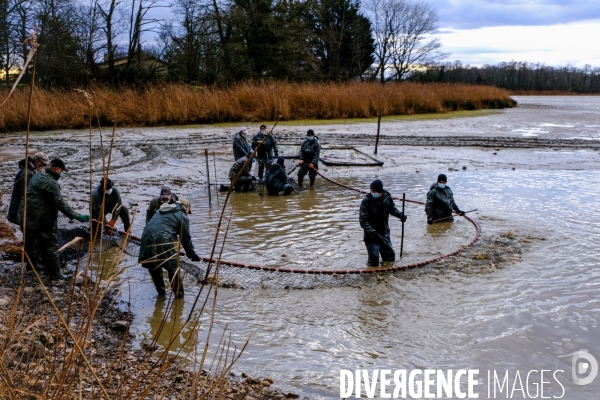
[434,0,600,29]
[437,20,600,67]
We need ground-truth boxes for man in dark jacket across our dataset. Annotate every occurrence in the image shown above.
[91,177,131,231]
[228,152,255,192]
[22,158,89,279]
[425,174,465,224]
[251,124,278,181]
[359,179,407,267]
[146,186,179,224]
[233,127,250,161]
[7,152,49,226]
[138,198,201,297]
[297,129,321,188]
[266,156,293,196]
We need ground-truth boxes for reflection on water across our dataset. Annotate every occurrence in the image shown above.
[143,297,196,357]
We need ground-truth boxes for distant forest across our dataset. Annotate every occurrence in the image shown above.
[411,61,600,93]
[1,0,598,92]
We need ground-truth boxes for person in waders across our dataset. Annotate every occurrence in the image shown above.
[20,158,90,278]
[359,179,407,267]
[138,198,200,298]
[425,174,465,224]
[297,129,321,188]
[266,156,294,195]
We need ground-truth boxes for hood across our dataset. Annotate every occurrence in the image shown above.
[158,203,177,213]
[18,157,33,169]
[268,163,283,172]
[233,132,245,139]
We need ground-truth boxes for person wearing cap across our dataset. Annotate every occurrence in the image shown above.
[297,129,321,188]
[146,186,179,224]
[425,174,465,224]
[265,156,294,196]
[7,152,50,226]
[251,124,279,182]
[91,177,131,232]
[359,179,407,267]
[233,127,251,161]
[138,197,201,298]
[21,158,90,278]
[228,152,256,192]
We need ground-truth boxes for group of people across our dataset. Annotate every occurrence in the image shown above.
[5,128,465,297]
[229,126,321,194]
[7,153,198,297]
[230,125,466,267]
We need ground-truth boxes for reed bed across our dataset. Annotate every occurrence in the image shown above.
[0,82,515,132]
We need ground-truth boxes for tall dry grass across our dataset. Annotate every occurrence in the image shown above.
[0,82,515,132]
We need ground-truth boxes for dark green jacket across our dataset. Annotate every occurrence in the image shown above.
[91,183,130,228]
[425,183,459,220]
[265,163,288,195]
[7,158,35,224]
[359,190,403,243]
[20,170,78,232]
[138,203,198,272]
[251,132,278,160]
[299,139,321,166]
[146,193,179,224]
[232,132,250,161]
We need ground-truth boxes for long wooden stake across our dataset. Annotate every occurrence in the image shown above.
[374,114,381,154]
[400,193,405,258]
[205,149,212,208]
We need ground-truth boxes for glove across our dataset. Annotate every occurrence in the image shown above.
[427,217,433,225]
[399,213,407,223]
[189,254,201,262]
[456,210,465,216]
[108,220,116,228]
[75,214,90,222]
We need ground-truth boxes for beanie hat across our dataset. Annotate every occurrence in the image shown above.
[307,129,315,136]
[437,174,447,182]
[277,156,285,165]
[101,178,113,190]
[370,179,383,193]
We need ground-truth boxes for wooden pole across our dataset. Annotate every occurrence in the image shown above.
[205,149,212,208]
[374,114,381,154]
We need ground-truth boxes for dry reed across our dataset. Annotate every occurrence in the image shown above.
[0,82,515,132]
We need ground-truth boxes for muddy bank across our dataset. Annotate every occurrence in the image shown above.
[0,264,300,399]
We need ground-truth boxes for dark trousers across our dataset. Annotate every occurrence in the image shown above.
[364,234,395,266]
[233,176,253,192]
[257,158,272,180]
[268,184,294,196]
[24,229,61,273]
[146,262,184,297]
[297,164,317,186]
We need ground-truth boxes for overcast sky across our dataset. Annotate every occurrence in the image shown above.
[434,0,600,67]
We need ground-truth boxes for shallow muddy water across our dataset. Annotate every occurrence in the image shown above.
[120,167,600,399]
[2,96,600,399]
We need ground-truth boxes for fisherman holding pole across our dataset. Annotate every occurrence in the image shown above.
[425,174,466,225]
[359,179,407,267]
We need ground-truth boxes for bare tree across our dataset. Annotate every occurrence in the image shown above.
[97,0,122,81]
[365,0,444,82]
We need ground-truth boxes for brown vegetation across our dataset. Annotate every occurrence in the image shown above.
[0,82,515,132]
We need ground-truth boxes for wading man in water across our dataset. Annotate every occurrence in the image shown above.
[425,174,465,224]
[297,129,321,188]
[146,186,179,224]
[266,156,294,195]
[139,198,200,298]
[251,124,279,182]
[359,179,407,267]
[232,127,250,161]
[228,152,256,192]
[21,158,90,278]
[91,177,131,232]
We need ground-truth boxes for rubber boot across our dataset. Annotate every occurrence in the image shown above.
[309,177,315,187]
[47,269,73,280]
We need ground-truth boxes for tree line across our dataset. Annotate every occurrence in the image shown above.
[0,0,445,87]
[410,61,600,93]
